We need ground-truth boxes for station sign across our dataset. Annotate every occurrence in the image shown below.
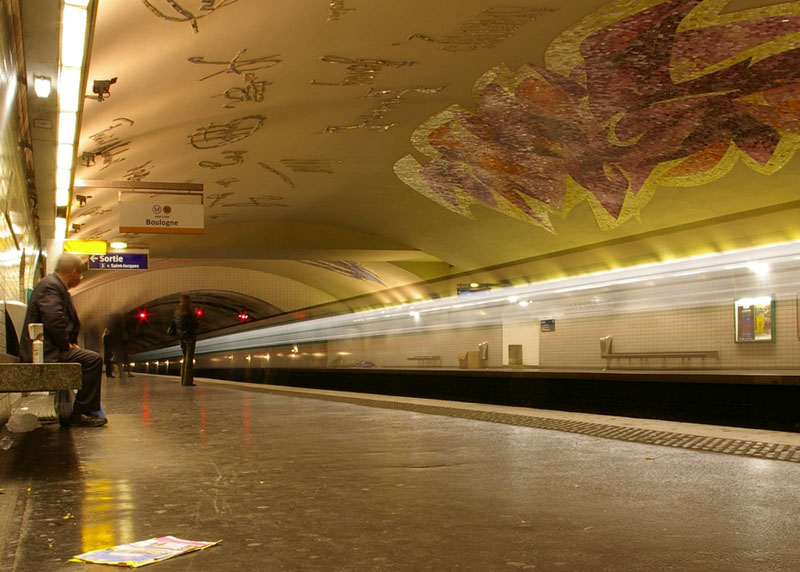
[119,201,204,234]
[88,252,149,270]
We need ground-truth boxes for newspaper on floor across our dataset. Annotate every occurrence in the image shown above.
[70,535,221,567]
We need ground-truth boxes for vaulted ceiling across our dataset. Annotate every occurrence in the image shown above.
[25,0,800,334]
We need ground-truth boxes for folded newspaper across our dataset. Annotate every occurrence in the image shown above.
[71,536,221,567]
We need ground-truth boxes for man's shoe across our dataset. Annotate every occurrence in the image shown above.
[106,374,115,378]
[69,413,108,427]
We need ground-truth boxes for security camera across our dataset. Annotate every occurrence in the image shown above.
[88,77,117,102]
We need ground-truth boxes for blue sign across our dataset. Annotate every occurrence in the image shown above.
[88,253,148,270]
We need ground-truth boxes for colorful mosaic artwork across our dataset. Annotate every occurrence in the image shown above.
[299,260,386,286]
[394,0,800,231]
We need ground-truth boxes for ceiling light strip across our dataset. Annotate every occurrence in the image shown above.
[55,1,92,218]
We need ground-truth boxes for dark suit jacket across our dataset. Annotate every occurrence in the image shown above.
[20,273,80,363]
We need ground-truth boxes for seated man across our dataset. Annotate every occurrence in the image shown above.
[20,253,107,427]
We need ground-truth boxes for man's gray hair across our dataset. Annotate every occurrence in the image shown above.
[55,253,85,274]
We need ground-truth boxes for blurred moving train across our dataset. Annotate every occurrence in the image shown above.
[134,240,800,377]
[130,242,800,431]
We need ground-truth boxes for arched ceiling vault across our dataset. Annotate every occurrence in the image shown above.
[29,0,800,332]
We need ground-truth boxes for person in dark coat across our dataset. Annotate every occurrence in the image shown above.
[20,253,107,427]
[102,327,115,377]
[172,294,198,386]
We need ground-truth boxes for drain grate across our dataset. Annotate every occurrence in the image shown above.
[262,388,800,463]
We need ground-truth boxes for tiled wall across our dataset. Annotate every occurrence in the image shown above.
[538,268,800,370]
[300,263,800,373]
[0,7,43,422]
[328,325,502,368]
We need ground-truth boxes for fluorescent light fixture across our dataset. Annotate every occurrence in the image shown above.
[109,241,128,249]
[33,75,51,98]
[57,143,74,170]
[58,67,81,112]
[61,5,88,68]
[745,261,770,275]
[57,111,76,144]
[736,296,773,307]
[56,168,72,206]
[54,216,67,237]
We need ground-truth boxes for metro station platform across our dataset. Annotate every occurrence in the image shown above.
[1,374,799,571]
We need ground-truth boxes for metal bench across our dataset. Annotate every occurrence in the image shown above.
[600,336,718,370]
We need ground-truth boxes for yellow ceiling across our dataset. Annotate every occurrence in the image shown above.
[49,0,800,318]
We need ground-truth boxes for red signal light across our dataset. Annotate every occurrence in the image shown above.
[195,308,204,318]
[238,311,250,322]
[137,309,149,321]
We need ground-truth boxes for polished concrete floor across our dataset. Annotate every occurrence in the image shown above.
[1,374,799,571]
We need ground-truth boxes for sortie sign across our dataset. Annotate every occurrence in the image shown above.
[88,253,149,270]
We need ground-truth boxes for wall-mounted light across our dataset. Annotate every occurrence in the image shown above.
[33,75,52,98]
[109,241,128,249]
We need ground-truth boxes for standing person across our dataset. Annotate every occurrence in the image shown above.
[172,295,198,386]
[20,253,107,427]
[102,327,115,377]
[109,313,135,378]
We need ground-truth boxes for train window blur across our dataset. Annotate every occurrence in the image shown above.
[132,241,800,375]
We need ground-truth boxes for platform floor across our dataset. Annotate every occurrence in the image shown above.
[1,374,799,571]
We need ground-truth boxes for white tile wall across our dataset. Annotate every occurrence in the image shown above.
[0,8,42,421]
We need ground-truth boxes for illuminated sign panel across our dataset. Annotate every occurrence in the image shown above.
[119,202,204,234]
[88,252,148,270]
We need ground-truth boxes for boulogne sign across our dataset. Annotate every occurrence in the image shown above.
[119,201,204,234]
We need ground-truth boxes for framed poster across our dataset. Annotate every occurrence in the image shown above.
[540,319,555,332]
[734,295,775,342]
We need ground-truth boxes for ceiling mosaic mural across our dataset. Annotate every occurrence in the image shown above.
[395,0,800,231]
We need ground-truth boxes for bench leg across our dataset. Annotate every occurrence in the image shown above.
[55,390,75,427]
